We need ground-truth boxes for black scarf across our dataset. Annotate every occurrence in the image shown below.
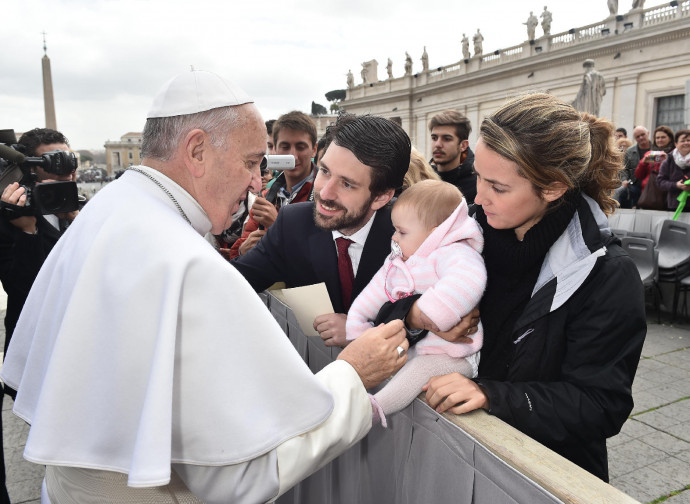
[476,192,579,379]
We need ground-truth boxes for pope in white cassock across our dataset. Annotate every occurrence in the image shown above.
[1,70,409,503]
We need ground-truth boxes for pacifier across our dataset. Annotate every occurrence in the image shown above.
[390,241,402,258]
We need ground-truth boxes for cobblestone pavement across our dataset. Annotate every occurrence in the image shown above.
[1,289,689,503]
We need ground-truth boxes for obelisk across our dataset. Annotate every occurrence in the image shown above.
[42,32,57,130]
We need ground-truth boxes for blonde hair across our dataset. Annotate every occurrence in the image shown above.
[403,147,440,190]
[480,93,622,214]
[395,179,462,230]
[615,137,633,152]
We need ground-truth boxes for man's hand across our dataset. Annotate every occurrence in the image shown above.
[313,313,349,347]
[251,197,279,228]
[337,320,408,389]
[407,302,479,344]
[238,229,266,256]
[1,182,37,234]
[422,373,489,414]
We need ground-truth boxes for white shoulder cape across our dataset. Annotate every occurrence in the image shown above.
[1,167,333,487]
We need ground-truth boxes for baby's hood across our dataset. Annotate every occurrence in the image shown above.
[414,199,484,258]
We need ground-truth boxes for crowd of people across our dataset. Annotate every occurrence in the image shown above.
[613,124,690,211]
[0,69,649,502]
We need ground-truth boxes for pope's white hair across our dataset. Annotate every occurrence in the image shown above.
[141,106,246,161]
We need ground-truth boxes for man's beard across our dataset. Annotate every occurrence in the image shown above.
[313,193,374,233]
[433,152,456,168]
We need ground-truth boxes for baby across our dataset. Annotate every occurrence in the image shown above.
[346,180,486,427]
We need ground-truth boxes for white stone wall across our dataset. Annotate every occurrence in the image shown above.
[341,3,690,159]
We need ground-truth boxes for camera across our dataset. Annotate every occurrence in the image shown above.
[647,151,666,163]
[261,155,295,175]
[0,143,80,218]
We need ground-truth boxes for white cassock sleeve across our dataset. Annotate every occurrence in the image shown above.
[173,360,372,504]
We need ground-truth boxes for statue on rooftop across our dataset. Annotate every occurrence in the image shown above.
[632,0,645,9]
[461,34,470,60]
[473,29,484,57]
[524,11,539,40]
[404,52,413,75]
[572,59,607,116]
[346,69,354,89]
[421,46,429,71]
[608,0,618,15]
[387,58,393,79]
[540,6,552,36]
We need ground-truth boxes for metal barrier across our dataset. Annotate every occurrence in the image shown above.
[262,293,639,504]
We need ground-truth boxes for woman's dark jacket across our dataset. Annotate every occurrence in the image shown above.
[657,154,689,210]
[478,195,646,482]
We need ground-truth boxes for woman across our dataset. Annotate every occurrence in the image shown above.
[416,94,646,482]
[634,125,674,201]
[615,137,632,153]
[656,129,690,211]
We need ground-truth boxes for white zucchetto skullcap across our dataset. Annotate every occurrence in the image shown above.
[147,70,253,119]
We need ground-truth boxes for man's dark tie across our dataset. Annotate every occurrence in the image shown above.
[335,237,355,312]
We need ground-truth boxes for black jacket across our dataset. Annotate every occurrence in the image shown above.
[0,215,65,354]
[478,196,646,481]
[432,147,477,203]
[232,202,394,314]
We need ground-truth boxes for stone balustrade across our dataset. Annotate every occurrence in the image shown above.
[346,1,690,101]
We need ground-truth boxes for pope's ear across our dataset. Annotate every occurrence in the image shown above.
[183,129,208,177]
[542,182,568,203]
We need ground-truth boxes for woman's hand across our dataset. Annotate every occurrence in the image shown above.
[676,179,690,191]
[423,373,489,414]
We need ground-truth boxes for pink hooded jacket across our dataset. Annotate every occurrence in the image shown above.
[346,200,486,358]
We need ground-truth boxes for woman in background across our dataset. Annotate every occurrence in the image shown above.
[635,125,674,208]
[656,129,690,211]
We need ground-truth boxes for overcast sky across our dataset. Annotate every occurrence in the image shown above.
[2,0,640,151]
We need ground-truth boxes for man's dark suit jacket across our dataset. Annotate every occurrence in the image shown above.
[232,201,394,314]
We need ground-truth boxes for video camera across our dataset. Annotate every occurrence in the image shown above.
[0,141,79,218]
[261,155,295,175]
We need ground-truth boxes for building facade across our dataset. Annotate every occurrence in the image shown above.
[105,132,142,176]
[341,2,690,158]
[311,114,338,143]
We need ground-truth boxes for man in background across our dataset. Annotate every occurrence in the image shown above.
[0,128,78,362]
[616,126,651,208]
[230,111,317,258]
[428,110,477,203]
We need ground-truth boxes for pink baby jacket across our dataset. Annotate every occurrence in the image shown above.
[346,200,486,358]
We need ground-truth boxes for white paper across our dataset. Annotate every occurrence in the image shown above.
[276,283,334,336]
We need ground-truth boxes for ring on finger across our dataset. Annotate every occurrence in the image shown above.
[396,345,405,357]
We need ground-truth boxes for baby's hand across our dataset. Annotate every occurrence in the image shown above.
[418,310,440,333]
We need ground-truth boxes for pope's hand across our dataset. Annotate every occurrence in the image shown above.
[337,320,408,389]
